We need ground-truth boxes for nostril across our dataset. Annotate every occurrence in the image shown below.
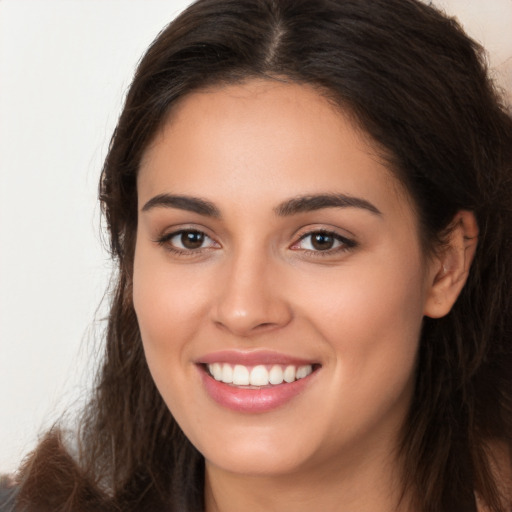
[253,322,278,330]
[213,319,286,337]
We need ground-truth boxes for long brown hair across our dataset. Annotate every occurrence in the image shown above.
[14,1,512,510]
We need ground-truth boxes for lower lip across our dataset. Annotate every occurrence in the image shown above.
[199,367,317,413]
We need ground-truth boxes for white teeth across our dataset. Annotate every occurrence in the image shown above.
[268,365,284,385]
[283,365,296,383]
[296,365,312,379]
[211,363,223,381]
[221,363,233,383]
[232,364,250,385]
[208,363,314,386]
[250,365,269,386]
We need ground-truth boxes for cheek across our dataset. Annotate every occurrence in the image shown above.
[132,241,211,407]
[133,242,209,346]
[131,244,209,427]
[303,256,424,321]
[299,252,426,405]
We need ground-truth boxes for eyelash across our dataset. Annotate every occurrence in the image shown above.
[155,229,218,257]
[292,229,357,257]
[155,228,357,257]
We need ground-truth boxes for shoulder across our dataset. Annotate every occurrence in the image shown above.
[0,475,17,512]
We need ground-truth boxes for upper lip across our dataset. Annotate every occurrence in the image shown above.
[197,349,319,366]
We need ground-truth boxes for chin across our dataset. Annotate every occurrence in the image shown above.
[203,444,313,477]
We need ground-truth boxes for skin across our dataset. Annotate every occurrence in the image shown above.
[133,80,475,511]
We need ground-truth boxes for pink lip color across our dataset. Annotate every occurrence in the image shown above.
[198,349,314,367]
[196,350,319,413]
[199,370,315,413]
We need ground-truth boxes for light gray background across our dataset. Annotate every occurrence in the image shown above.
[1,0,511,474]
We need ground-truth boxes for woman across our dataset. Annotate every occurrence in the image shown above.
[3,0,511,510]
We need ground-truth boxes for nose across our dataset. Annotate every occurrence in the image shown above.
[211,249,293,337]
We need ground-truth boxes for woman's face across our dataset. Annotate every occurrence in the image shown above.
[133,80,436,478]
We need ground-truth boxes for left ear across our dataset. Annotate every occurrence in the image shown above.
[423,210,478,319]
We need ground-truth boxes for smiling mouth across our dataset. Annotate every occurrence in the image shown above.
[204,362,320,388]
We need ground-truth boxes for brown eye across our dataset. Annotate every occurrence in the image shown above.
[158,229,218,253]
[292,230,356,254]
[180,231,205,249]
[310,232,335,250]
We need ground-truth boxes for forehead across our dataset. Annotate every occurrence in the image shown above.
[138,79,411,219]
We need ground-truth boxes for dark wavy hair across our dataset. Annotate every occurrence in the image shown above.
[12,0,512,511]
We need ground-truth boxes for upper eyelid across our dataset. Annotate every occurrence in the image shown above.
[155,224,215,239]
[159,228,215,242]
[293,224,357,242]
[297,229,349,241]
[292,230,356,247]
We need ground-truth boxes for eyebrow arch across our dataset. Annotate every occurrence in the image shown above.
[275,193,381,216]
[141,194,221,218]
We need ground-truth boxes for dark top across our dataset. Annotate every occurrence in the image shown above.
[0,485,17,512]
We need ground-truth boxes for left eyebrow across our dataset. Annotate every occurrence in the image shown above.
[274,193,382,216]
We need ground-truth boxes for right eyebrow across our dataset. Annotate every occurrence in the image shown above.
[141,194,221,218]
